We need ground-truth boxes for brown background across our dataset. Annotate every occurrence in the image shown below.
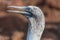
[0,0,60,40]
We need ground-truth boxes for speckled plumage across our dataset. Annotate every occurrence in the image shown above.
[7,6,45,40]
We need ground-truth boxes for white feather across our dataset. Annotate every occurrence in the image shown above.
[7,6,45,40]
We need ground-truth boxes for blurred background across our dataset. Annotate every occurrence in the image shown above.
[0,0,60,40]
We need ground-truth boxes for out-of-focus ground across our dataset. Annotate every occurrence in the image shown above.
[0,0,60,40]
